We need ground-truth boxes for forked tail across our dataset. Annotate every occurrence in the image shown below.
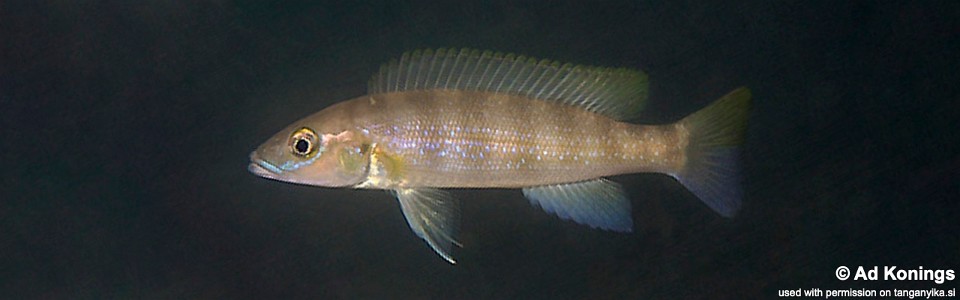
[674,87,752,217]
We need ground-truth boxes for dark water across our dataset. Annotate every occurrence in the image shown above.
[3,1,958,298]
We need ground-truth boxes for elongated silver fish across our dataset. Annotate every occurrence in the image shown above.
[249,48,751,263]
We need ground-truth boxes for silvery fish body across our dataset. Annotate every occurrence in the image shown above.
[249,49,752,263]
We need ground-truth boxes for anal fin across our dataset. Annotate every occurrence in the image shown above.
[395,188,462,264]
[522,179,633,232]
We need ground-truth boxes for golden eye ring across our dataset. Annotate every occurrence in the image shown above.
[289,127,319,157]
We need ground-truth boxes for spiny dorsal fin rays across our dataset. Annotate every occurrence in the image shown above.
[367,48,649,121]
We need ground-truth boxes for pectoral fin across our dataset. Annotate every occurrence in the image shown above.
[395,188,462,264]
[522,179,633,232]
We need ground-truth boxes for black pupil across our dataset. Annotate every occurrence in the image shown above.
[294,138,310,154]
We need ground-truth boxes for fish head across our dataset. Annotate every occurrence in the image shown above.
[249,119,372,188]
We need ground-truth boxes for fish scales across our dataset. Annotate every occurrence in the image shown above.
[350,90,684,188]
[248,48,751,263]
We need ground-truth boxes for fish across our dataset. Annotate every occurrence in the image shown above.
[248,48,752,264]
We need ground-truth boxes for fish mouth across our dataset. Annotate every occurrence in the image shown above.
[248,152,283,180]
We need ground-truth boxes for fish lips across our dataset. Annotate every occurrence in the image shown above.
[248,152,283,180]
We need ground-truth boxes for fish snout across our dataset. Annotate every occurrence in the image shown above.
[248,151,283,179]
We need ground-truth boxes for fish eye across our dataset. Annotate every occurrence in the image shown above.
[289,127,319,157]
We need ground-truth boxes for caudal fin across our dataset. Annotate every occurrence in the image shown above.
[674,87,752,217]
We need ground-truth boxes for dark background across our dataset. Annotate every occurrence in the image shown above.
[3,1,958,298]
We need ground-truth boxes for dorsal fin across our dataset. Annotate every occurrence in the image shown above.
[367,48,649,120]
